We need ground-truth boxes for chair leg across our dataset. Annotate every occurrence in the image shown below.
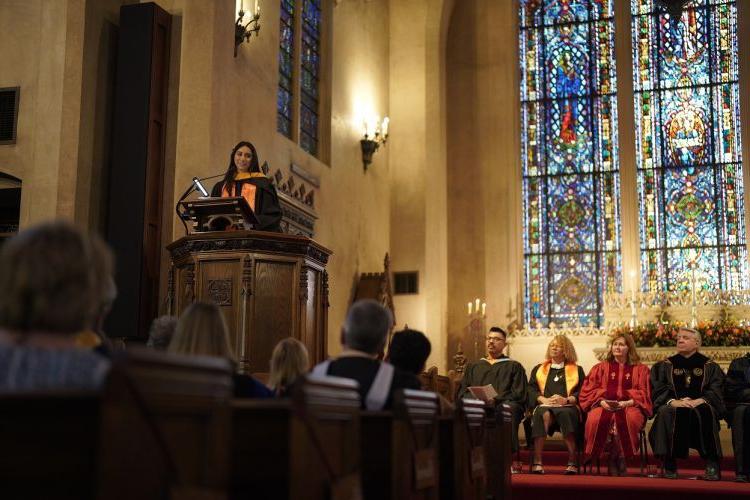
[639,429,647,477]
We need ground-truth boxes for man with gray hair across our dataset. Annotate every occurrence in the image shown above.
[649,327,725,480]
[311,299,421,410]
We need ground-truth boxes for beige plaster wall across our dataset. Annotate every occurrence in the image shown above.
[444,0,522,369]
[388,0,452,372]
[0,0,128,230]
[157,0,392,352]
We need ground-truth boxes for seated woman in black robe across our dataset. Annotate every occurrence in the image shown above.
[528,334,586,475]
[211,141,282,232]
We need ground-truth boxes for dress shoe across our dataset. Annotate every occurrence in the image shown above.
[704,461,721,481]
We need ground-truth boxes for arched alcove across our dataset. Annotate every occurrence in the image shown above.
[0,172,22,244]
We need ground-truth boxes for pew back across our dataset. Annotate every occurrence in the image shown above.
[439,398,487,500]
[360,389,440,500]
[230,375,361,500]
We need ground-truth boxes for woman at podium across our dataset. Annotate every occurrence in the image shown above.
[211,141,282,232]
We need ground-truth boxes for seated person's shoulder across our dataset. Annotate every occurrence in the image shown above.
[233,373,273,399]
[391,366,422,391]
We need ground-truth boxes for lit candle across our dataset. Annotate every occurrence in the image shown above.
[240,0,244,12]
[382,117,389,136]
[363,119,369,138]
[475,298,480,313]
[468,302,472,315]
[481,302,486,317]
[255,0,259,15]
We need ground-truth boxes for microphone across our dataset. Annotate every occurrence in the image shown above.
[192,177,209,197]
[175,172,225,234]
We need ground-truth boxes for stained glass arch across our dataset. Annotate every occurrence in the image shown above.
[632,0,748,292]
[520,0,622,327]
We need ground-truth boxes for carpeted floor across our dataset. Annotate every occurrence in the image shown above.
[512,451,749,500]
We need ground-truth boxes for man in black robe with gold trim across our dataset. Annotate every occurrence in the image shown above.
[726,353,750,482]
[649,327,725,480]
[458,326,527,456]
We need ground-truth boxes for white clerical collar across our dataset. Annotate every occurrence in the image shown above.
[550,362,565,369]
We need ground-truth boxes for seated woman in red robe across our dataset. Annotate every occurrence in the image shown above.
[578,333,652,475]
[211,141,282,232]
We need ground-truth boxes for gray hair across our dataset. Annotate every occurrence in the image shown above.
[147,315,178,350]
[678,327,701,345]
[343,299,393,354]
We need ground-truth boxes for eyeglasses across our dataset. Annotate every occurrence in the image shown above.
[486,337,505,343]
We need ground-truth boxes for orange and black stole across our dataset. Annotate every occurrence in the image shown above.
[591,362,635,458]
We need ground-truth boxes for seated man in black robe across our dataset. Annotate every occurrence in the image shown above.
[311,300,421,410]
[457,326,527,456]
[649,327,725,480]
[726,353,750,482]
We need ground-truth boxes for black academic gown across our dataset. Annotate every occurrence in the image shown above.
[457,357,528,451]
[649,352,725,460]
[726,354,750,474]
[211,176,282,232]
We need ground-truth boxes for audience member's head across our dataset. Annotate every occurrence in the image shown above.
[0,221,114,336]
[387,328,431,375]
[268,337,309,394]
[147,315,178,350]
[342,299,393,356]
[168,302,234,361]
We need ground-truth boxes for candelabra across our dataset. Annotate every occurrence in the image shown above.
[360,116,389,170]
[467,298,486,361]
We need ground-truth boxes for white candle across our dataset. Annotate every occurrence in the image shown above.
[475,298,480,312]
[382,117,389,136]
[468,302,472,315]
[255,0,259,15]
[481,302,486,316]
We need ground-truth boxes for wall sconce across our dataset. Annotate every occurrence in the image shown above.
[360,116,389,170]
[235,0,261,57]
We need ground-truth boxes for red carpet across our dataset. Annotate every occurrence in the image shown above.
[512,451,749,500]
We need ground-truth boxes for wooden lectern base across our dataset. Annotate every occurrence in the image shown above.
[167,230,332,373]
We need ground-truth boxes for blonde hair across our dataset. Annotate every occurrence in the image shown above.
[605,333,641,365]
[545,334,578,363]
[168,302,235,362]
[267,337,309,391]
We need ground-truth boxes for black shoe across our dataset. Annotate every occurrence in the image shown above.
[663,457,677,479]
[704,461,721,481]
[735,474,748,483]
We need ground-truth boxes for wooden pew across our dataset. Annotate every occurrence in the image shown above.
[360,389,440,500]
[230,375,361,500]
[483,404,512,500]
[0,349,233,500]
[113,349,234,499]
[420,366,456,403]
[439,398,487,500]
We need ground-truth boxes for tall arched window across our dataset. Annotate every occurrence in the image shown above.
[632,0,748,292]
[520,0,621,327]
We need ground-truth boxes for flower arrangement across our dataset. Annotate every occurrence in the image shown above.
[609,320,750,347]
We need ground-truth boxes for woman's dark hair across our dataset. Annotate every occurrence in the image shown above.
[221,141,261,192]
[387,328,432,375]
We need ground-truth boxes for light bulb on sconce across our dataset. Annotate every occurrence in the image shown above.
[360,116,389,171]
[235,0,261,57]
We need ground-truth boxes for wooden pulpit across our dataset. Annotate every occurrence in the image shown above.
[167,230,332,374]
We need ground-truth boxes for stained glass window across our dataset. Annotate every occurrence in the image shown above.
[299,0,321,156]
[632,0,748,292]
[520,0,621,327]
[277,0,295,138]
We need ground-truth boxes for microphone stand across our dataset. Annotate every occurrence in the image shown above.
[175,173,226,235]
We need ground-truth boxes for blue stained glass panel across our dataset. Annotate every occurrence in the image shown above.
[277,0,295,139]
[547,175,596,252]
[520,0,620,327]
[663,167,717,247]
[632,0,748,292]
